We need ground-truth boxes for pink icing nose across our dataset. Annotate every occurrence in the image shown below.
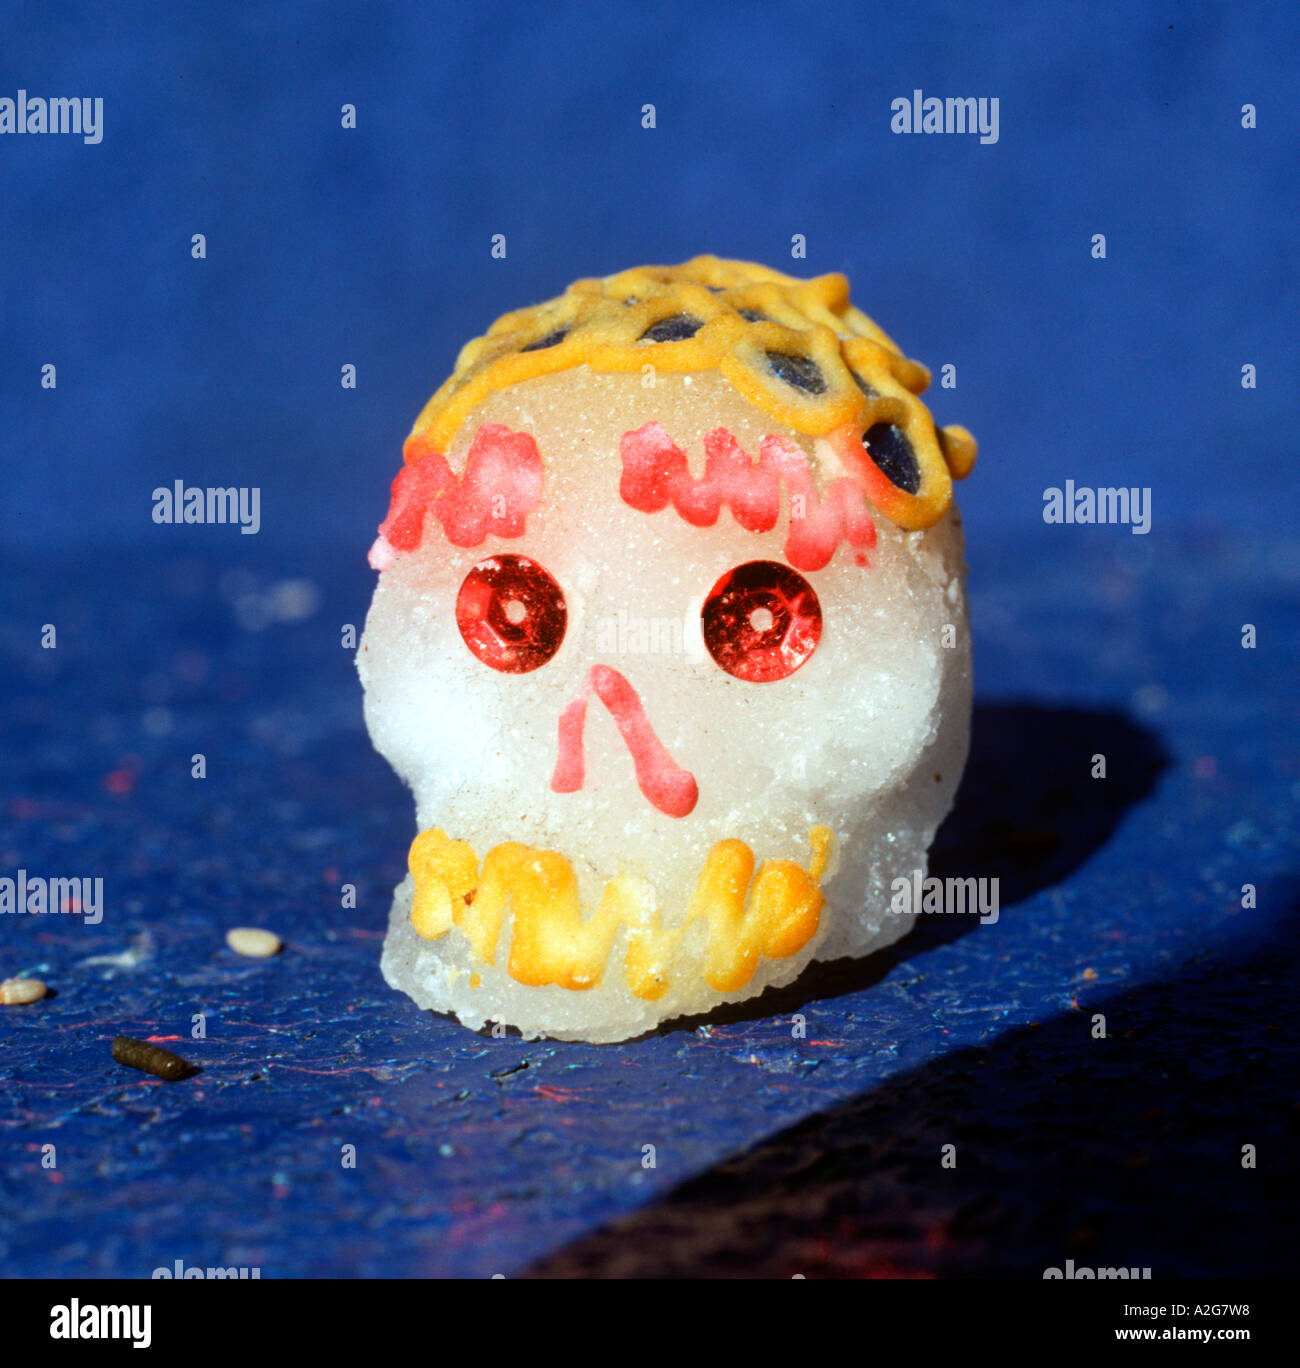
[550,664,699,818]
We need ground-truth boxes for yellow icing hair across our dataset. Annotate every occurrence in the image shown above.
[408,255,976,530]
[407,254,974,530]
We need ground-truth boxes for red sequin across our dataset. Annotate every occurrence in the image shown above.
[455,555,566,673]
[701,561,822,682]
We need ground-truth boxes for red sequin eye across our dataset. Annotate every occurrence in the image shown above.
[701,560,822,682]
[455,554,567,673]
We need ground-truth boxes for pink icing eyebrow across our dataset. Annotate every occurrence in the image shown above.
[551,664,699,818]
[619,422,877,571]
[367,419,877,574]
[370,423,544,566]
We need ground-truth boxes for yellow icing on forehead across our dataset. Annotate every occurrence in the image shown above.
[407,824,832,1000]
[408,256,976,530]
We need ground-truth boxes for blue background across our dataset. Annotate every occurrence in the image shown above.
[4,0,1297,548]
[1,0,1297,1280]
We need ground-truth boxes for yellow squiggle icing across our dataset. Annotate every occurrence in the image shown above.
[408,826,832,999]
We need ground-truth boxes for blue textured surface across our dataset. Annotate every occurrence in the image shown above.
[1,526,1296,1277]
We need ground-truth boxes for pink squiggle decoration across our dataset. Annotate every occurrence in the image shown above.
[619,422,876,572]
[367,536,396,571]
[370,423,544,566]
[551,664,699,818]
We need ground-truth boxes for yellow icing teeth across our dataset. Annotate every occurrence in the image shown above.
[407,255,976,530]
[407,826,833,999]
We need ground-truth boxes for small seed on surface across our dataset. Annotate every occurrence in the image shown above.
[1,977,47,1005]
[112,1035,193,1081]
[226,927,282,958]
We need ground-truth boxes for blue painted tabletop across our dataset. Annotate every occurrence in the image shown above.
[1,523,1295,1278]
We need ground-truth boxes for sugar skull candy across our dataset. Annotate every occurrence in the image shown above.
[357,256,977,1042]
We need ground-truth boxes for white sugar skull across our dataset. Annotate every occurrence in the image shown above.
[357,259,976,1041]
